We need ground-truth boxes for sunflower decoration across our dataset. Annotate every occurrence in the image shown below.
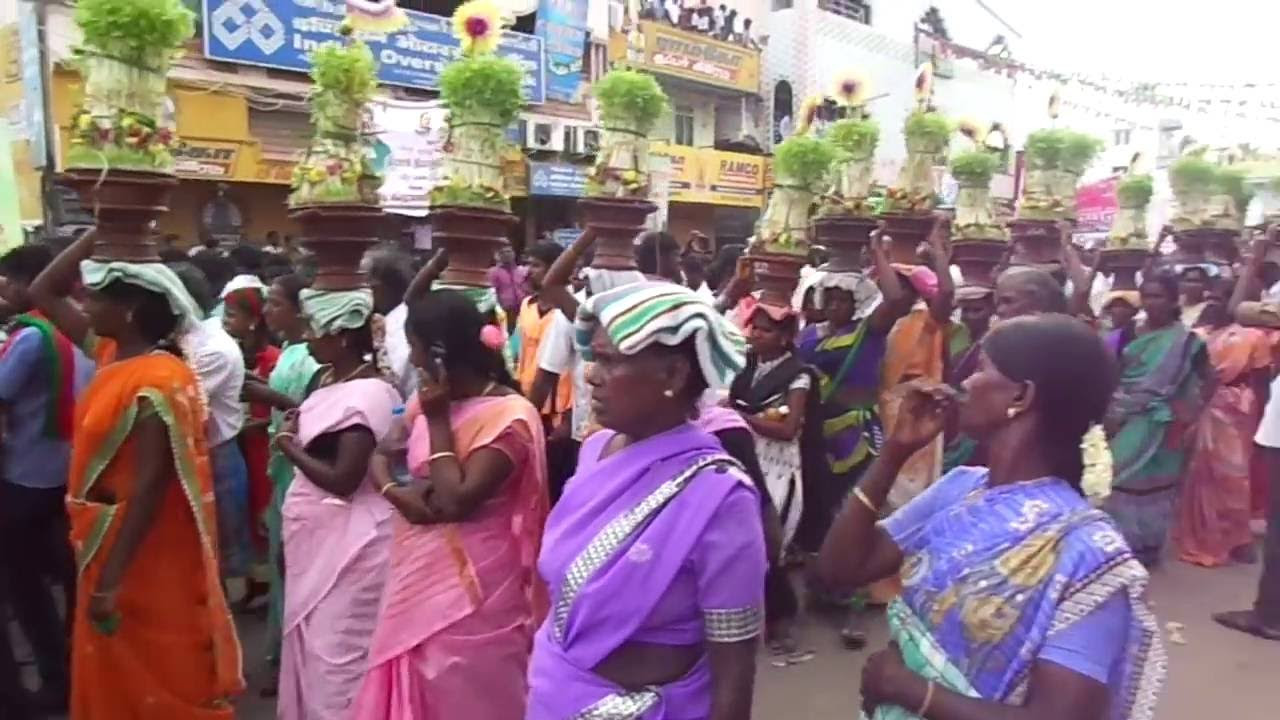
[795,95,825,135]
[913,62,934,110]
[955,117,986,147]
[452,0,507,56]
[830,70,869,110]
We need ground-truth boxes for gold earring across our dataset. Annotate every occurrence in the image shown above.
[663,389,675,398]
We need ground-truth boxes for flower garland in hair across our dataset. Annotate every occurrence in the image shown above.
[369,312,395,383]
[1080,423,1112,503]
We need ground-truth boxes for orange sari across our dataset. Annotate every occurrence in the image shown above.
[880,305,945,508]
[66,348,243,718]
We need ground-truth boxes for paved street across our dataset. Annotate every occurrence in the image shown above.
[233,556,1279,719]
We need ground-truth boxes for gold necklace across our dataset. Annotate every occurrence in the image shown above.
[328,361,372,386]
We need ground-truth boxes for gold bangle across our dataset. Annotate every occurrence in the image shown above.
[852,486,879,515]
[379,483,396,496]
[428,451,457,463]
[918,680,936,717]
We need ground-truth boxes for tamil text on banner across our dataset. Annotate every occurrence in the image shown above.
[650,144,764,208]
[203,0,546,103]
[608,21,759,94]
[1075,176,1119,234]
[537,0,588,103]
[368,98,450,217]
[529,161,588,197]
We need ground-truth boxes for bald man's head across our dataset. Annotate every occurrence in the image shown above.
[994,266,1067,320]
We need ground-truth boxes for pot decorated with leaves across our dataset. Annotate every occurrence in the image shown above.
[578,70,668,268]
[748,134,836,302]
[285,25,388,289]
[1168,155,1248,266]
[880,64,949,263]
[62,0,195,259]
[425,0,525,286]
[1099,172,1154,290]
[1017,129,1103,223]
[948,137,1008,286]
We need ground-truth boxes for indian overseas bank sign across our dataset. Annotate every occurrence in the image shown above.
[203,0,546,103]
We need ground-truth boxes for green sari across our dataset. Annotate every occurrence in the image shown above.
[264,342,320,663]
[1103,323,1206,561]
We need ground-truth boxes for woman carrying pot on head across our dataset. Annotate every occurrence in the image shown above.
[242,273,320,695]
[28,238,244,716]
[222,284,281,609]
[527,282,766,720]
[1103,270,1209,567]
[729,301,823,661]
[274,287,403,719]
[352,289,548,719]
[794,234,912,553]
[1174,275,1271,567]
[818,315,1165,720]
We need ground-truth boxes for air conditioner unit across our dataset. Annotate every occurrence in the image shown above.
[565,126,603,156]
[528,121,563,151]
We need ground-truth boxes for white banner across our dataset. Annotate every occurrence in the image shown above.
[369,97,450,217]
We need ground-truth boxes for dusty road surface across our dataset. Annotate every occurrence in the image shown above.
[234,557,1279,719]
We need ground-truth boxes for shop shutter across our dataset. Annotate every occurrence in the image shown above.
[249,109,312,161]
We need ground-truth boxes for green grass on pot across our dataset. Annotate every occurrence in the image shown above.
[594,70,669,135]
[439,53,525,126]
[774,135,837,192]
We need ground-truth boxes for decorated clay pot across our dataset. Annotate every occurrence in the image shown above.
[290,203,387,290]
[427,205,518,287]
[1009,219,1062,266]
[749,251,807,307]
[578,197,657,270]
[877,213,933,264]
[813,216,877,272]
[60,169,178,262]
[1099,247,1150,292]
[951,239,1008,288]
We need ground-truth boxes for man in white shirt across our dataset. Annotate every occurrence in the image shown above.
[533,269,645,500]
[1214,372,1280,641]
[365,248,416,398]
[169,262,250,585]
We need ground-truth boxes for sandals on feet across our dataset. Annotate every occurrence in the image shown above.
[1212,610,1280,641]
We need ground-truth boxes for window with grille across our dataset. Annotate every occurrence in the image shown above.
[818,0,871,24]
[674,106,695,146]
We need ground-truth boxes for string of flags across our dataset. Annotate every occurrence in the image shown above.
[921,32,1280,123]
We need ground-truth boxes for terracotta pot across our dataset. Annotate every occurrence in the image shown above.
[290,204,387,290]
[427,205,518,287]
[951,239,1008,288]
[60,169,178,262]
[813,216,877,272]
[877,213,932,264]
[1009,219,1062,266]
[1099,247,1150,291]
[578,197,657,270]
[749,251,806,307]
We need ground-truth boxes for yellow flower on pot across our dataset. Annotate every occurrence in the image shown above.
[452,0,506,56]
[795,95,824,135]
[831,70,869,108]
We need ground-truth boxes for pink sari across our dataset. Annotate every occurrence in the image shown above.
[278,378,402,719]
[1175,325,1270,567]
[351,393,548,720]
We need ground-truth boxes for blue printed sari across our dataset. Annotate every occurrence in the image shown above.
[867,469,1166,720]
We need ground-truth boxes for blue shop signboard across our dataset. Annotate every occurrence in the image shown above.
[536,0,588,103]
[203,0,546,103]
[529,162,588,197]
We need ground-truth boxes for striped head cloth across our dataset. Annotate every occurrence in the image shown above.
[575,281,746,390]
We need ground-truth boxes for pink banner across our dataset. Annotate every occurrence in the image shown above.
[1075,176,1119,234]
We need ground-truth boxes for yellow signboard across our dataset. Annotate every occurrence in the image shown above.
[609,22,760,95]
[651,143,764,208]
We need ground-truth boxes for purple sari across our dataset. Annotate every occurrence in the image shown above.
[527,424,766,719]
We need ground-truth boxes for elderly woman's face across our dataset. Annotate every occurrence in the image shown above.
[586,326,690,436]
[958,350,1025,438]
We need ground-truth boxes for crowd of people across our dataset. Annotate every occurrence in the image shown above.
[635,0,761,48]
[0,216,1277,720]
